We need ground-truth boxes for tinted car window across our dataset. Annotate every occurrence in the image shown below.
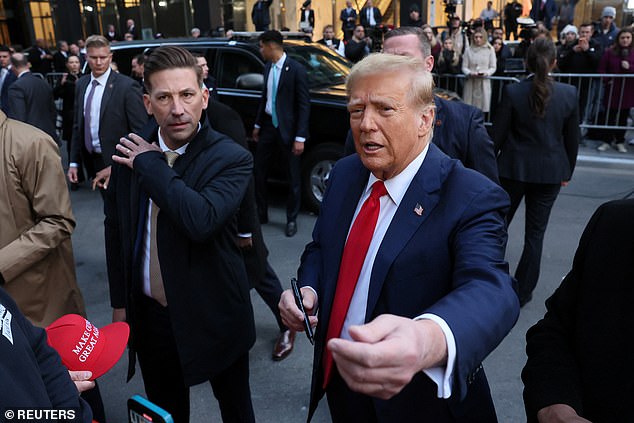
[286,45,350,88]
[217,49,263,88]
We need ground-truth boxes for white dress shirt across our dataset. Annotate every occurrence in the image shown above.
[340,145,457,398]
[367,8,377,26]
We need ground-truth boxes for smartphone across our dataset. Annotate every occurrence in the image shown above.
[291,278,314,345]
[128,395,174,423]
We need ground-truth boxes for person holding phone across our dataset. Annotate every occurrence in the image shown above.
[317,25,345,56]
[462,27,497,113]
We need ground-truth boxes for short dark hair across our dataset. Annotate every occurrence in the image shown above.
[258,30,283,48]
[143,46,202,92]
[383,26,431,58]
[65,54,80,63]
[0,45,10,53]
[133,53,145,64]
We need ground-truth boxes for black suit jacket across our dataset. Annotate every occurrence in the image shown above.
[340,7,358,30]
[70,70,147,165]
[0,68,17,114]
[299,9,315,29]
[251,0,273,28]
[7,72,59,144]
[434,96,499,183]
[53,51,68,73]
[255,56,310,146]
[27,47,53,75]
[206,101,267,283]
[522,199,634,422]
[360,6,382,27]
[105,120,256,385]
[493,79,579,184]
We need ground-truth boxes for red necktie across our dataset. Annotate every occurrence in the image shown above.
[322,180,388,389]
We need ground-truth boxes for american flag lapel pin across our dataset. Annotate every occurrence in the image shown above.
[414,203,424,216]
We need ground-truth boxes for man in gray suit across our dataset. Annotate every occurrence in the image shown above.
[7,52,59,144]
[67,35,147,192]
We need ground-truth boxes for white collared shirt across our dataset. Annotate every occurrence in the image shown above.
[341,144,457,399]
[367,8,376,26]
[141,127,197,297]
[84,67,112,153]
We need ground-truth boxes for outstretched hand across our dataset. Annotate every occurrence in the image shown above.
[327,314,447,400]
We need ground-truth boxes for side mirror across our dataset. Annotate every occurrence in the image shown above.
[235,73,264,90]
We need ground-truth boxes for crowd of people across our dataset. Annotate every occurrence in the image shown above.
[0,1,632,422]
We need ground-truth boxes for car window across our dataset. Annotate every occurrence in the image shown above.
[112,47,145,77]
[217,49,263,89]
[285,45,350,88]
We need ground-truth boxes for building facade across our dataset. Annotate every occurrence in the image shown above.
[0,0,629,52]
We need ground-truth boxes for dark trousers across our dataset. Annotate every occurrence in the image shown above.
[254,118,302,223]
[134,295,255,423]
[253,261,286,332]
[501,178,561,303]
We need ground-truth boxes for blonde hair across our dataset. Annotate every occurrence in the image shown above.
[346,53,435,111]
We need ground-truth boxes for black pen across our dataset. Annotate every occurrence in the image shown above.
[291,278,314,345]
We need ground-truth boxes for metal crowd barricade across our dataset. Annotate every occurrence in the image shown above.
[431,72,634,131]
[552,73,634,131]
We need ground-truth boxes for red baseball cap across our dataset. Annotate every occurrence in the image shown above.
[46,314,130,380]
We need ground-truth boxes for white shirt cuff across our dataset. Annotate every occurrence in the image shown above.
[415,313,456,399]
[237,232,252,238]
[69,163,78,168]
[295,137,306,142]
[254,124,261,129]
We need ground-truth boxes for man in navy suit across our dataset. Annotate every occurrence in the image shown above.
[251,0,273,31]
[106,46,255,423]
[253,30,310,237]
[340,0,358,41]
[383,26,498,183]
[7,52,59,144]
[67,35,146,192]
[0,45,17,114]
[279,54,518,421]
[360,0,382,28]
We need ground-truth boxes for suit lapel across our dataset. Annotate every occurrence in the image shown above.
[365,144,446,320]
[99,71,116,122]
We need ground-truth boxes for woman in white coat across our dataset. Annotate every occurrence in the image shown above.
[462,27,497,112]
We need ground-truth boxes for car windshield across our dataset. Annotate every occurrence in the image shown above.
[286,45,350,88]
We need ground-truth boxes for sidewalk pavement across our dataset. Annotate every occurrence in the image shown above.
[578,136,634,170]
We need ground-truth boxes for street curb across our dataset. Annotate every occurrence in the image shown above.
[577,154,634,170]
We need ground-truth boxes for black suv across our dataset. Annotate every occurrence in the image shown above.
[106,35,351,213]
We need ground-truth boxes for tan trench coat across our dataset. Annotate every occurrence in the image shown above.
[0,111,85,327]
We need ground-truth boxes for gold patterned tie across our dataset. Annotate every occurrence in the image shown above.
[148,151,180,306]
